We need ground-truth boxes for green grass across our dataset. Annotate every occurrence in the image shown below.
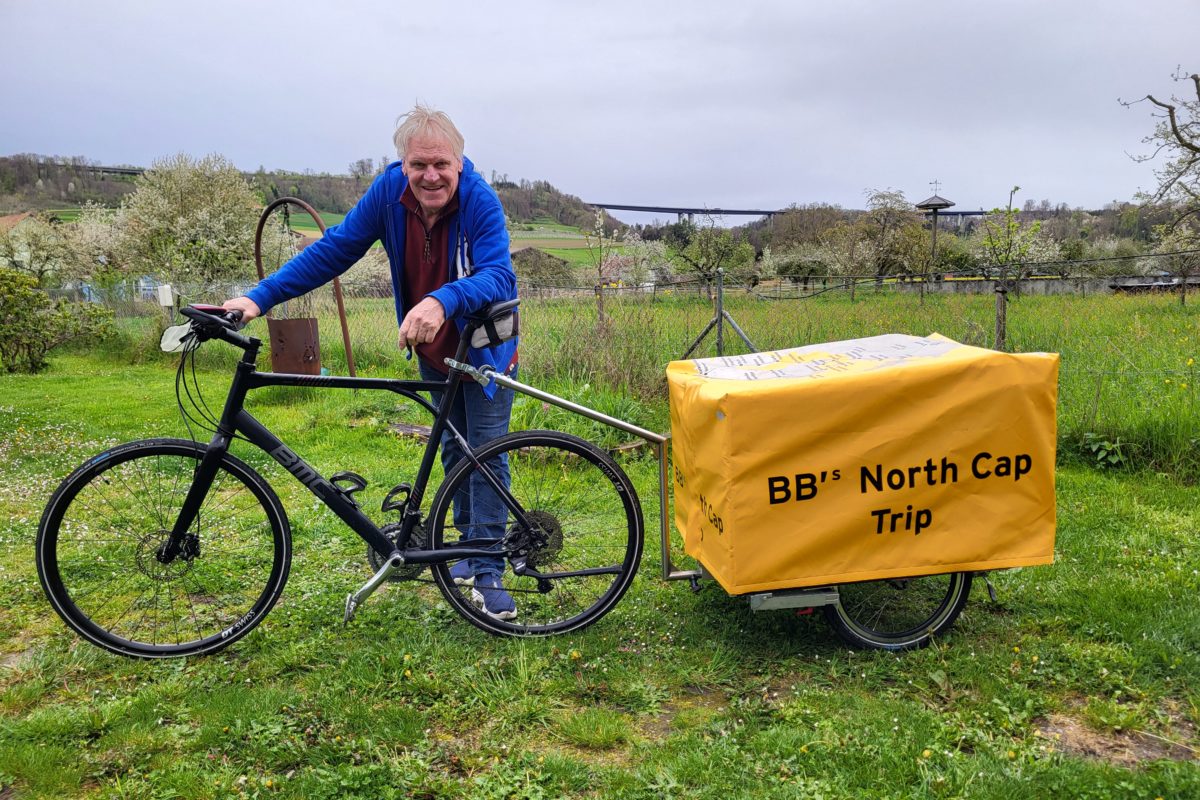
[1,293,1198,797]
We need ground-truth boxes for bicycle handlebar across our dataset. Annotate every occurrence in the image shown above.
[180,305,259,351]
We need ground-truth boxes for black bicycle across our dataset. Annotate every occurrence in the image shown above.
[36,301,644,658]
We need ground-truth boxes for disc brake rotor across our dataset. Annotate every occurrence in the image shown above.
[523,510,563,568]
[135,531,193,581]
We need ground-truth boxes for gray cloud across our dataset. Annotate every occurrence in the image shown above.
[1,0,1195,218]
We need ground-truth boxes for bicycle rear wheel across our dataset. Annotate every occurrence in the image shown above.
[36,438,291,658]
[428,430,643,636]
[823,572,972,651]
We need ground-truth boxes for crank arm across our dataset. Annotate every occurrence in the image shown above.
[344,552,405,624]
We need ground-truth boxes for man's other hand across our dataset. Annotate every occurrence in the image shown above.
[399,296,446,348]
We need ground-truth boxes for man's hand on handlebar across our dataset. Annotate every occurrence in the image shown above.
[222,296,262,323]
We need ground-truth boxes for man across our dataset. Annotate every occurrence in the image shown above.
[223,104,519,619]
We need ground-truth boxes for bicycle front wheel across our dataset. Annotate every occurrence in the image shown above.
[823,572,972,651]
[429,430,644,636]
[36,438,291,658]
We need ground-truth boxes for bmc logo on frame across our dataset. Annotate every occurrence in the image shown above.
[270,445,335,500]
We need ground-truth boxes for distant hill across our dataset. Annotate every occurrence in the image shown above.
[0,153,613,228]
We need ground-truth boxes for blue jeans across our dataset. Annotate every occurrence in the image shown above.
[419,360,515,577]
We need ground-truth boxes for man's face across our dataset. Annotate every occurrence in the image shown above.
[402,134,462,219]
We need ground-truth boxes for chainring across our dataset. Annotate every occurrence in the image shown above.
[366,521,427,581]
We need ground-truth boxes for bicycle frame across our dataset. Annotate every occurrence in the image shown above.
[162,333,523,573]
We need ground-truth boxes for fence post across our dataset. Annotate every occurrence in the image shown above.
[715,268,725,356]
[994,283,1008,352]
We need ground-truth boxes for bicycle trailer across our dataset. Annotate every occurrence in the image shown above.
[666,334,1060,595]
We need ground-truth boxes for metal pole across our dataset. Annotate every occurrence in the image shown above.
[931,209,939,268]
[715,268,725,356]
[722,310,757,351]
[682,316,719,359]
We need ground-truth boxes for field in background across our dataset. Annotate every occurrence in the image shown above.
[279,209,346,232]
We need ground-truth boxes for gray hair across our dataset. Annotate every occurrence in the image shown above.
[393,103,465,161]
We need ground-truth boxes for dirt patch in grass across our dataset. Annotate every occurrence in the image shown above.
[0,648,32,671]
[641,685,728,741]
[1036,713,1197,765]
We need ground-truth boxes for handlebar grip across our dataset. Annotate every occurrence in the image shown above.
[187,304,244,329]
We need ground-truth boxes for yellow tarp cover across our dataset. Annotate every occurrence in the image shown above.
[667,334,1059,594]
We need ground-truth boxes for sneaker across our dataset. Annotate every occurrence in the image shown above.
[449,560,474,586]
[471,573,518,620]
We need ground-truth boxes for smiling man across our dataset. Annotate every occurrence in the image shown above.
[223,104,520,619]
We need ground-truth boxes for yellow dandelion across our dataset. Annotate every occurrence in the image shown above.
[570,649,582,660]
[922,749,932,758]
[1188,358,1195,366]
[1013,646,1021,654]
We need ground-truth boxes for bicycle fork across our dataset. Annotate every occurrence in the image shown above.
[157,434,232,565]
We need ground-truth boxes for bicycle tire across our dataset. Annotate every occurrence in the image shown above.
[36,438,291,658]
[428,430,643,636]
[823,572,972,651]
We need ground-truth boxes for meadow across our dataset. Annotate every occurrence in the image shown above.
[0,289,1197,798]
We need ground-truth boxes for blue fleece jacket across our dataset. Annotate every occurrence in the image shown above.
[246,156,518,397]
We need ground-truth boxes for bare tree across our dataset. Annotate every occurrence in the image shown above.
[1123,70,1200,221]
[1123,70,1200,306]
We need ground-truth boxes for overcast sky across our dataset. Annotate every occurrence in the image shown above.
[2,1,1197,224]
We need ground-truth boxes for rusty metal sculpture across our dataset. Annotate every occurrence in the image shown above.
[253,197,357,376]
